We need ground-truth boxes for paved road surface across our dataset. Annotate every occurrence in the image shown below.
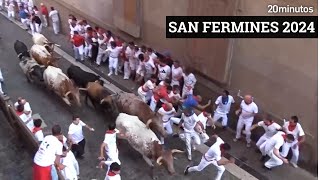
[0,13,222,180]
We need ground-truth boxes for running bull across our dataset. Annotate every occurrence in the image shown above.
[106,92,167,138]
[116,113,184,178]
[80,81,112,110]
[32,33,59,53]
[67,65,103,88]
[30,44,58,67]
[43,66,81,107]
[14,40,46,82]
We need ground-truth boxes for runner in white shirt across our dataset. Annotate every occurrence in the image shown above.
[233,95,258,148]
[157,103,176,144]
[280,116,306,168]
[184,135,234,180]
[137,76,157,103]
[182,67,197,98]
[16,103,34,130]
[60,146,79,180]
[101,162,121,180]
[105,41,123,76]
[170,60,183,87]
[32,119,44,143]
[263,131,294,169]
[144,54,156,82]
[195,111,213,143]
[133,46,143,71]
[250,114,281,160]
[49,7,60,34]
[124,42,135,80]
[212,90,235,129]
[68,115,94,158]
[179,110,203,161]
[98,123,121,169]
[33,125,65,179]
[157,60,171,83]
[135,53,146,84]
[14,97,32,118]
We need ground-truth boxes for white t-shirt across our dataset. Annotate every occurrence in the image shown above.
[149,52,157,61]
[106,47,123,58]
[125,47,134,61]
[283,122,305,140]
[215,95,235,115]
[197,112,209,130]
[239,100,258,122]
[34,135,63,167]
[49,10,59,22]
[204,137,224,161]
[103,131,118,159]
[14,102,32,118]
[182,113,199,132]
[264,131,285,153]
[257,121,281,138]
[68,120,86,144]
[105,173,121,180]
[183,73,197,89]
[157,65,171,81]
[34,130,44,142]
[158,107,176,122]
[107,36,114,48]
[138,80,155,96]
[145,59,155,75]
[171,66,183,86]
[60,151,78,180]
[168,91,181,100]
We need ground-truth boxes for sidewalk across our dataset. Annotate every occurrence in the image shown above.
[1,11,316,180]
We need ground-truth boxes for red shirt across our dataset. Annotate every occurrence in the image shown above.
[72,35,85,47]
[40,5,48,16]
[153,86,171,102]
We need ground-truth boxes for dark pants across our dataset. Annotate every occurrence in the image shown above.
[71,138,86,157]
[91,43,99,64]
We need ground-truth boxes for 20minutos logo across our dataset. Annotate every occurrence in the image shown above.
[166,16,317,38]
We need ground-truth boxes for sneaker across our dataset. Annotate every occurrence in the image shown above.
[233,138,239,142]
[187,155,192,161]
[184,166,190,175]
[246,143,251,148]
[290,162,298,168]
[108,72,113,76]
[262,165,272,171]
[124,77,129,80]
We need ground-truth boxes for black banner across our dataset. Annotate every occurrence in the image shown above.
[166,16,318,38]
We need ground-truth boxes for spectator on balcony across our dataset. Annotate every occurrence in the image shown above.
[49,7,60,35]
[40,3,48,27]
[71,31,85,61]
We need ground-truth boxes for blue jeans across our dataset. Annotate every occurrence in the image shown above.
[51,165,58,180]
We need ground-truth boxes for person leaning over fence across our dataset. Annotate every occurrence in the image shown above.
[33,119,44,144]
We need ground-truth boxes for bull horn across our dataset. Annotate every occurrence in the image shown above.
[156,156,163,165]
[78,88,87,92]
[146,119,152,129]
[65,91,71,97]
[100,99,105,104]
[54,44,61,47]
[171,149,184,154]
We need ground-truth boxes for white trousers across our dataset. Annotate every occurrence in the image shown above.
[7,11,14,19]
[52,21,60,34]
[160,120,174,144]
[236,117,253,143]
[256,134,270,151]
[149,96,157,112]
[84,44,92,57]
[213,112,228,127]
[74,45,84,61]
[42,14,48,27]
[129,58,136,71]
[182,86,193,98]
[264,150,283,168]
[280,140,299,164]
[96,48,108,65]
[170,117,181,125]
[0,82,4,94]
[35,23,42,33]
[123,61,130,79]
[188,157,225,180]
[109,57,118,74]
[137,88,150,103]
[185,131,201,157]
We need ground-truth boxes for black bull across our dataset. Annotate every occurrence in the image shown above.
[67,65,103,88]
[14,40,45,82]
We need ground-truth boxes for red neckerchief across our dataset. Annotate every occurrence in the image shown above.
[162,104,171,111]
[288,124,296,132]
[264,121,274,126]
[32,127,42,134]
[220,144,225,155]
[202,111,208,117]
[282,134,286,140]
[16,111,23,116]
[106,130,116,134]
[107,171,117,176]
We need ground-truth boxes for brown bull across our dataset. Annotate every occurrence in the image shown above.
[109,92,167,138]
[30,44,58,67]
